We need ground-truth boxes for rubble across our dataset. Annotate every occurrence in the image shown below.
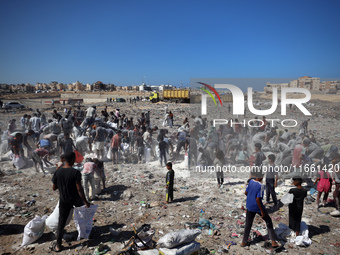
[0,97,340,254]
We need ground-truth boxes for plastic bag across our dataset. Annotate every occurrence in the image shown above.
[157,229,201,249]
[12,155,26,169]
[0,140,9,154]
[107,147,112,159]
[46,201,74,232]
[274,223,292,241]
[159,241,200,255]
[22,215,48,246]
[144,148,151,163]
[73,205,98,240]
[184,153,188,167]
[138,249,159,255]
[294,222,312,246]
[74,150,84,164]
[281,193,294,205]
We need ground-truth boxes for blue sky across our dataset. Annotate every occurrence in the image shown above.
[0,0,339,88]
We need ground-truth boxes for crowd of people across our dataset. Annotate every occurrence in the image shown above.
[0,102,340,251]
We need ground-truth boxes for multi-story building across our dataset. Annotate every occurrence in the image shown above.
[264,76,328,93]
[86,83,93,91]
[57,83,65,90]
[320,81,340,92]
[94,81,105,90]
[264,82,289,93]
[74,81,83,91]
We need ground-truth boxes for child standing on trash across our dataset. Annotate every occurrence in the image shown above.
[289,176,307,236]
[241,171,280,249]
[265,154,278,209]
[314,167,332,207]
[165,162,174,203]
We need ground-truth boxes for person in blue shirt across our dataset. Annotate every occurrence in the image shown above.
[241,171,280,249]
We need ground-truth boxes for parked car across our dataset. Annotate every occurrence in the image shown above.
[116,98,126,102]
[3,102,25,109]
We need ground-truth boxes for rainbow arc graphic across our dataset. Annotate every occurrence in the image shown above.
[198,82,223,106]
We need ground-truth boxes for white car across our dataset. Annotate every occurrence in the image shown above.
[3,102,26,109]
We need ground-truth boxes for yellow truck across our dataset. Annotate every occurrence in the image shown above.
[150,89,190,103]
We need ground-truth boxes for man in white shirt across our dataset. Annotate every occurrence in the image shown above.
[20,114,27,130]
[29,113,41,132]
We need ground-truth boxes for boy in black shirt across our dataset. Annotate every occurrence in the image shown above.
[51,152,89,252]
[289,176,307,236]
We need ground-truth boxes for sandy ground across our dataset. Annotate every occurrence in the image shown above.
[0,97,340,255]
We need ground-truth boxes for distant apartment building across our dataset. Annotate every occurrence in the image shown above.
[122,86,132,91]
[68,83,74,91]
[139,83,152,92]
[320,81,340,93]
[94,81,105,90]
[264,82,289,93]
[105,84,116,91]
[57,83,65,90]
[36,83,42,90]
[132,85,140,91]
[74,81,83,91]
[159,85,174,91]
[86,83,93,91]
[263,76,338,93]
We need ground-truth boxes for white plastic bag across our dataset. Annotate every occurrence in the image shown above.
[294,222,312,246]
[0,140,9,154]
[144,148,151,163]
[184,153,189,167]
[281,193,294,205]
[22,215,48,246]
[138,249,159,255]
[157,229,201,249]
[46,201,74,232]
[12,155,26,169]
[73,205,98,240]
[107,147,112,160]
[159,241,200,255]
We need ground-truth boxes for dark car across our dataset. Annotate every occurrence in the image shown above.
[116,98,126,102]
[3,102,25,109]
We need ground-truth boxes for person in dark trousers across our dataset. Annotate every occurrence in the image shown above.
[165,162,174,203]
[288,176,307,236]
[214,149,225,188]
[241,171,280,249]
[265,154,278,209]
[51,152,90,252]
[248,143,266,182]
[159,137,167,167]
